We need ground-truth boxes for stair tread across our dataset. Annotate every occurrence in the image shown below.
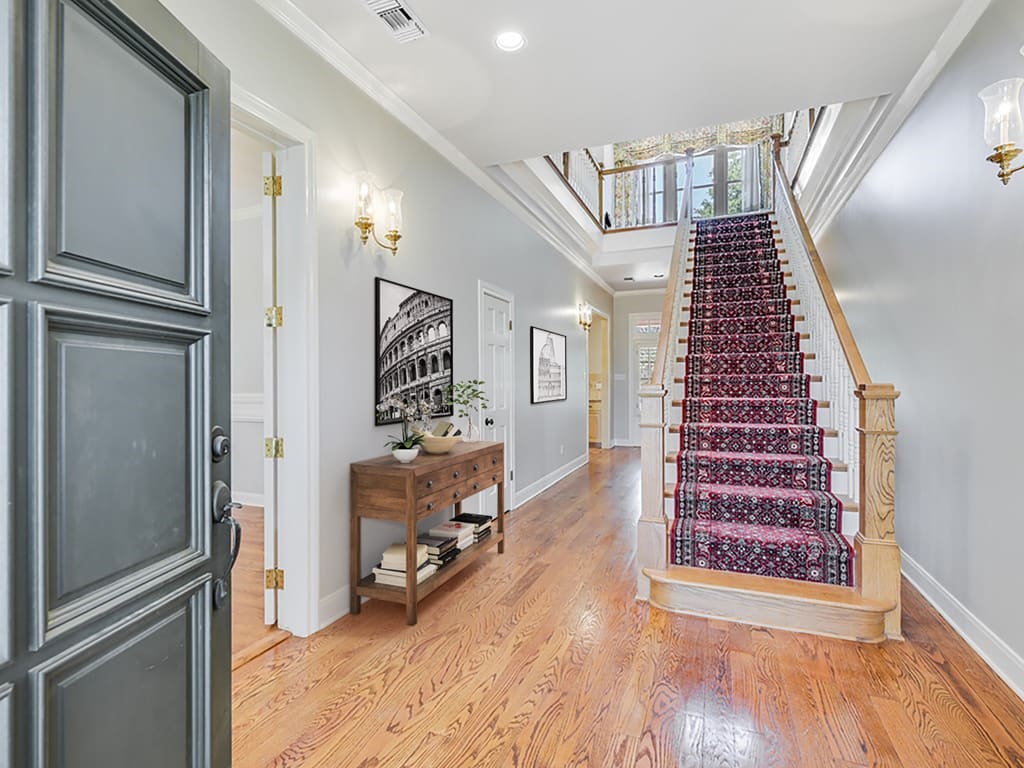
[672,397,830,407]
[645,565,889,610]
[666,450,848,471]
[664,482,858,510]
[669,423,838,437]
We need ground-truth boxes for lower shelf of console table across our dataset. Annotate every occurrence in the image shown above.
[349,441,506,625]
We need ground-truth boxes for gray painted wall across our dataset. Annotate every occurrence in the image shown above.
[818,0,1024,660]
[158,0,613,617]
[612,291,664,444]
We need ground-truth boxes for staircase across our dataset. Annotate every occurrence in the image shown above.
[638,135,901,643]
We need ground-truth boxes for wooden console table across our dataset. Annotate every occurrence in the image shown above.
[350,441,506,625]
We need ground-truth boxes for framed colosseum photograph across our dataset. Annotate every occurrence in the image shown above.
[375,278,454,426]
[530,327,567,404]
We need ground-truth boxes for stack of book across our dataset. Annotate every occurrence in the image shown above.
[417,534,459,569]
[372,543,437,587]
[428,520,476,551]
[452,512,492,544]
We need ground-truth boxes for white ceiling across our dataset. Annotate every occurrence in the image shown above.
[290,0,962,166]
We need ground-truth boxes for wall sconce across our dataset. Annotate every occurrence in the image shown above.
[354,172,403,254]
[578,303,593,331]
[979,77,1024,185]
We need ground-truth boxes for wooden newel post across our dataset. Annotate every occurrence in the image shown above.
[637,383,668,600]
[854,383,902,638]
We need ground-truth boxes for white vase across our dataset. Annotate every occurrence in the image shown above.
[391,447,420,464]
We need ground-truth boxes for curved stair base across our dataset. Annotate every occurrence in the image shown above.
[644,566,898,643]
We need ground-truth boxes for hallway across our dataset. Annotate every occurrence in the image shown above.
[232,449,1024,767]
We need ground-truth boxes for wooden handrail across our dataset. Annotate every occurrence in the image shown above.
[602,156,682,177]
[582,147,602,175]
[770,134,872,387]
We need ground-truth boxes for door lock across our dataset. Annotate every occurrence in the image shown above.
[211,425,231,463]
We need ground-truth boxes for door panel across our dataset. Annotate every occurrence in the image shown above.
[0,682,10,768]
[479,289,512,513]
[30,0,209,312]
[31,304,209,647]
[3,0,231,765]
[30,577,210,768]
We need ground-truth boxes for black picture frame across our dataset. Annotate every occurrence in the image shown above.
[530,326,567,404]
[375,277,454,426]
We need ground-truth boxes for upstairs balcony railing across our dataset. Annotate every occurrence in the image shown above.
[546,142,773,234]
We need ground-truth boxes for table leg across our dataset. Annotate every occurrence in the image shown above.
[405,510,418,625]
[350,509,361,615]
[497,481,505,554]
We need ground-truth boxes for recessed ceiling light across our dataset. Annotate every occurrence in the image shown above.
[623,276,635,282]
[654,273,665,278]
[495,30,526,52]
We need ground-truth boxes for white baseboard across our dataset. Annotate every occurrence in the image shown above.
[513,452,589,509]
[902,550,1024,701]
[232,491,264,507]
[318,586,350,631]
[613,439,640,448]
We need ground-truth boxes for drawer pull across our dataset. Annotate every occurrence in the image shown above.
[426,480,434,489]
[453,470,461,479]
[492,475,497,482]
[473,483,479,490]
[491,457,497,465]
[472,463,479,471]
[453,491,461,499]
[427,502,435,511]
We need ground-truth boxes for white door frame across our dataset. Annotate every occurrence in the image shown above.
[231,85,321,638]
[587,305,612,449]
[477,281,516,507]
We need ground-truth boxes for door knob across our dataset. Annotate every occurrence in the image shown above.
[484,417,495,427]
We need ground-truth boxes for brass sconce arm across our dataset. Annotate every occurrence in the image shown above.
[987,143,1024,185]
[356,215,402,255]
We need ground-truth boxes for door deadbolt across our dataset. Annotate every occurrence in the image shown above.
[211,425,231,463]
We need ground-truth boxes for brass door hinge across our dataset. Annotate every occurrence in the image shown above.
[265,305,283,328]
[265,568,285,590]
[264,437,284,459]
[263,175,282,197]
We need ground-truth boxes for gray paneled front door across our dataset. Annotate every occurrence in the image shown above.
[2,0,232,765]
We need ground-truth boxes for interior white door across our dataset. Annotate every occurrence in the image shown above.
[260,150,278,625]
[479,287,513,516]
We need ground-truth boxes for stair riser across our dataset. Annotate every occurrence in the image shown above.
[675,487,842,531]
[688,333,802,355]
[670,402,832,430]
[645,571,889,643]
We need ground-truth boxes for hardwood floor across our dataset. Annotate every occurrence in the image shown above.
[232,505,290,669]
[232,449,1024,767]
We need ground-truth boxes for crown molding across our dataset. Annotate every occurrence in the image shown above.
[250,0,613,295]
[808,0,992,240]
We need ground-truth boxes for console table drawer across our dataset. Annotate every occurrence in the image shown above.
[465,449,504,480]
[417,461,469,496]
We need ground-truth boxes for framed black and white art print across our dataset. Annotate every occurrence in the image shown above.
[375,278,454,426]
[530,326,567,404]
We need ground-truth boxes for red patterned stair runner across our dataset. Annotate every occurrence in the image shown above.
[670,212,853,585]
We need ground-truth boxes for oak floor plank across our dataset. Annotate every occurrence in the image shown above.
[232,448,1024,768]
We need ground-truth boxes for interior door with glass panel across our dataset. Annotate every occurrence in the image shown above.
[2,1,232,765]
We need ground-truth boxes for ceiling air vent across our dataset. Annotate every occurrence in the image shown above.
[364,0,429,43]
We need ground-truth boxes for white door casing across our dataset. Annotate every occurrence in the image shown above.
[478,282,514,515]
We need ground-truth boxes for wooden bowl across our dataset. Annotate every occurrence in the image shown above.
[418,433,461,455]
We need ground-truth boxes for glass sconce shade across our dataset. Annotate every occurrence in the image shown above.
[979,78,1024,147]
[354,171,375,220]
[383,188,403,233]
